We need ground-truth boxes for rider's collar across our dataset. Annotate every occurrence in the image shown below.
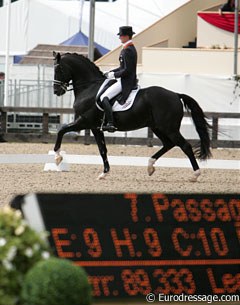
[122,40,133,49]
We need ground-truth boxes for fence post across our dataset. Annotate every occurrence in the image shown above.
[84,129,91,145]
[42,112,49,135]
[0,109,7,134]
[212,116,218,148]
[0,81,4,106]
[147,128,153,147]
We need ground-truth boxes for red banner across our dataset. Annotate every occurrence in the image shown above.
[198,12,240,33]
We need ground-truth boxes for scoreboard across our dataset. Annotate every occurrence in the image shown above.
[16,193,240,298]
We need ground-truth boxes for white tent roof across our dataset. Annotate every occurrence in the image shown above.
[0,0,189,55]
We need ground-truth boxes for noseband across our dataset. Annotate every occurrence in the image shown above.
[53,63,71,93]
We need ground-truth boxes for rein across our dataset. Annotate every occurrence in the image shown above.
[53,77,104,92]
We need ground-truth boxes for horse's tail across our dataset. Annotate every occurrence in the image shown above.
[178,93,212,160]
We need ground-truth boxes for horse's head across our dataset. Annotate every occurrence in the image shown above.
[53,51,72,96]
[53,51,105,96]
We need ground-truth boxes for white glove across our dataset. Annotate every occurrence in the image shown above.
[106,71,115,79]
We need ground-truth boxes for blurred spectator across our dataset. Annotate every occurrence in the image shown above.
[0,72,5,80]
[219,0,235,14]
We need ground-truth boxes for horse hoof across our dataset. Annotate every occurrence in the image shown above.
[55,155,63,166]
[148,158,156,176]
[97,172,109,180]
[148,166,155,176]
[189,169,201,182]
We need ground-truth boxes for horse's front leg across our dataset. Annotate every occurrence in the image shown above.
[91,129,110,180]
[54,116,85,165]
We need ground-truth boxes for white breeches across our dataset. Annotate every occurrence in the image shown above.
[100,79,122,101]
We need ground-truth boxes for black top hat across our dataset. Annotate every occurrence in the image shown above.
[117,26,135,36]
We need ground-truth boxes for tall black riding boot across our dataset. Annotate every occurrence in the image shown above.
[101,97,117,132]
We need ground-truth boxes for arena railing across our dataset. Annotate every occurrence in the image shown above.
[0,106,240,148]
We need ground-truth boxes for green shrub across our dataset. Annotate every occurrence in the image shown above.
[21,258,92,305]
[0,206,51,305]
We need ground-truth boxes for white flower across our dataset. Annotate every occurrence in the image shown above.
[2,259,13,271]
[6,246,17,261]
[14,210,22,219]
[0,238,7,247]
[41,251,50,260]
[2,206,12,214]
[15,225,25,236]
[33,243,40,251]
[24,248,33,257]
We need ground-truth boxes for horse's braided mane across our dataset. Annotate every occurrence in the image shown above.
[62,52,104,76]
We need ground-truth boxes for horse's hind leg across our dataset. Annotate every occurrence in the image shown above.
[148,129,174,176]
[168,131,201,182]
[91,129,110,180]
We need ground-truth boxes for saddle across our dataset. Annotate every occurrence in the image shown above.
[96,79,140,112]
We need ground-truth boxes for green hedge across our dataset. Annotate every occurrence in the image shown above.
[21,258,92,305]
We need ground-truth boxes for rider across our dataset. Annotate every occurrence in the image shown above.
[100,26,138,132]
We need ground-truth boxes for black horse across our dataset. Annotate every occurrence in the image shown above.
[53,52,211,182]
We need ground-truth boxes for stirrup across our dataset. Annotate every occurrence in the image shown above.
[102,124,117,133]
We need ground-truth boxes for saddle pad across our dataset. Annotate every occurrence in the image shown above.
[96,85,140,112]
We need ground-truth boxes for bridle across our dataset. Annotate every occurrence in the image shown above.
[53,79,70,92]
[53,63,104,93]
[53,63,71,93]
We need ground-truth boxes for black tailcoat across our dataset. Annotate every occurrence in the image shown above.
[112,43,137,102]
